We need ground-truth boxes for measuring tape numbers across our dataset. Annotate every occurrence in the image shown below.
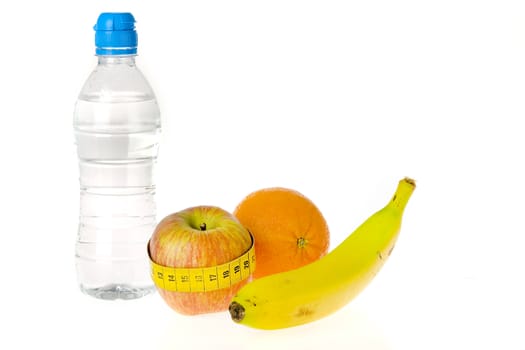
[148,235,256,293]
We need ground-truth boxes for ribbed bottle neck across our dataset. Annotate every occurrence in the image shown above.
[97,55,136,66]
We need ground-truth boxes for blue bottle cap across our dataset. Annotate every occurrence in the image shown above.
[94,12,138,55]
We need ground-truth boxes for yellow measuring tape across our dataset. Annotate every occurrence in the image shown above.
[148,235,255,293]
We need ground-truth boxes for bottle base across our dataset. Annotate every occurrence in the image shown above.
[79,283,156,300]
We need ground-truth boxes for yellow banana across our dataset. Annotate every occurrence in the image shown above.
[228,177,416,330]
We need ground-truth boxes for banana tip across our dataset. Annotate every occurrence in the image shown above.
[229,301,245,323]
[403,177,416,187]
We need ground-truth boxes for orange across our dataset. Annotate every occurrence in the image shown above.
[233,187,330,279]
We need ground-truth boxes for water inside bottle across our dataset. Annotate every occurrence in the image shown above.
[74,99,160,300]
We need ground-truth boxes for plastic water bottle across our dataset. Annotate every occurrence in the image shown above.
[74,13,161,300]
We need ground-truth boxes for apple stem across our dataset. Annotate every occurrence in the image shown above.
[200,222,207,231]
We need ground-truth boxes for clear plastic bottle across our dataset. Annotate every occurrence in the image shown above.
[74,13,161,300]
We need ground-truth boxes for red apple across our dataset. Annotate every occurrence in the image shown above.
[148,205,254,315]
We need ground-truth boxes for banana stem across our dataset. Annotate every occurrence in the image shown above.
[390,177,416,211]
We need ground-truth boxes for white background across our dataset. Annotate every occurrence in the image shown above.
[1,0,524,349]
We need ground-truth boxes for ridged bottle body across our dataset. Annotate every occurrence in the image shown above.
[74,56,161,300]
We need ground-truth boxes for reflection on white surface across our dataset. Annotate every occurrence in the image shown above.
[155,303,389,350]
